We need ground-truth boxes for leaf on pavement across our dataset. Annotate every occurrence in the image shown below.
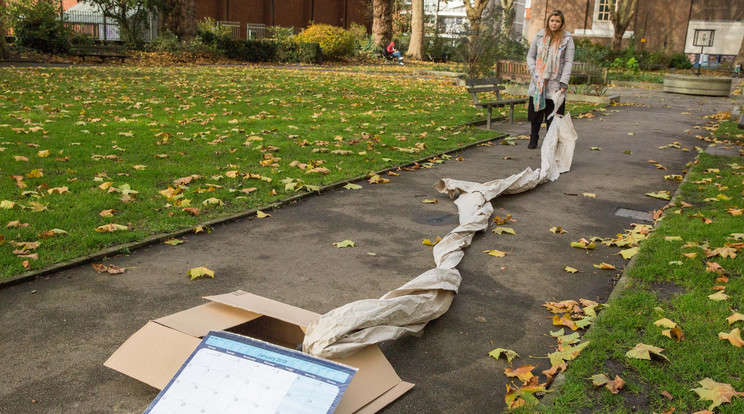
[484,249,507,257]
[164,238,183,246]
[333,240,355,248]
[488,348,520,363]
[422,199,437,204]
[553,313,579,330]
[92,263,126,274]
[593,262,616,270]
[550,226,567,234]
[582,192,596,198]
[619,247,640,259]
[256,210,271,218]
[492,227,516,235]
[564,266,579,273]
[504,365,535,382]
[188,266,214,280]
[646,191,671,200]
[343,183,362,190]
[548,341,590,366]
[422,236,442,246]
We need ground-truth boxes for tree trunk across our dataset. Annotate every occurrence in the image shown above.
[736,35,744,66]
[500,0,516,38]
[463,0,489,78]
[609,0,638,50]
[372,0,393,46]
[406,0,424,60]
[162,0,196,40]
[0,0,9,60]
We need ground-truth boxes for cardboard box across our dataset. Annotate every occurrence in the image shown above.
[105,290,414,413]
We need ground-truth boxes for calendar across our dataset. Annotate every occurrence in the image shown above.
[144,331,357,414]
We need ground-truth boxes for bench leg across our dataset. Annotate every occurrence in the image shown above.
[487,106,492,130]
[509,104,515,123]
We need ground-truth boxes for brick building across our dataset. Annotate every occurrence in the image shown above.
[525,0,744,61]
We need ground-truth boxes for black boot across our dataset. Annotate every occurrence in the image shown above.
[528,120,540,149]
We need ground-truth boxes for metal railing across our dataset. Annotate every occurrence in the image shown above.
[64,10,158,42]
[246,23,266,39]
[217,21,241,39]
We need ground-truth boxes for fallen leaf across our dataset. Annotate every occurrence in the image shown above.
[343,183,362,190]
[1,200,16,209]
[92,263,125,274]
[727,312,744,325]
[95,224,129,233]
[550,226,567,234]
[38,229,67,238]
[662,327,684,342]
[188,266,214,280]
[202,197,224,206]
[590,147,601,150]
[646,191,671,200]
[626,343,669,361]
[484,249,507,257]
[488,348,520,363]
[665,236,683,241]
[553,313,579,330]
[682,252,697,259]
[708,291,729,301]
[718,328,744,347]
[6,221,28,228]
[590,374,625,394]
[571,239,596,250]
[582,192,596,198]
[422,199,438,204]
[333,240,355,248]
[619,247,639,259]
[99,209,116,217]
[548,341,590,366]
[256,210,271,218]
[182,207,201,216]
[564,266,579,273]
[593,263,616,270]
[492,227,516,235]
[504,365,535,382]
[691,377,744,410]
[660,390,674,400]
[654,318,678,329]
[422,236,442,246]
[164,238,183,246]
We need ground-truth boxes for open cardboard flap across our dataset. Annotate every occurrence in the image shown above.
[105,290,414,414]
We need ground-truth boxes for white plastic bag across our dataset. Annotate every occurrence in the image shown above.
[554,113,578,173]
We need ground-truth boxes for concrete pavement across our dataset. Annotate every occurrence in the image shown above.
[0,84,741,414]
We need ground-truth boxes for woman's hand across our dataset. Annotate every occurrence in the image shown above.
[560,87,567,94]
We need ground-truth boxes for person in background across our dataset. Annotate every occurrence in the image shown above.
[387,41,404,66]
[526,9,574,149]
[734,62,742,78]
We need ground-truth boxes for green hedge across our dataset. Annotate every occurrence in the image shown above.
[202,34,321,63]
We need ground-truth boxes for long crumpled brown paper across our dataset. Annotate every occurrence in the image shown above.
[304,99,577,359]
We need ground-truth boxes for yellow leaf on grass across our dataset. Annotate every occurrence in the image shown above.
[708,291,729,301]
[662,327,684,342]
[727,312,744,325]
[492,227,516,235]
[202,197,224,206]
[718,328,744,347]
[333,240,355,248]
[564,266,579,273]
[484,249,507,257]
[654,318,678,329]
[489,348,520,363]
[626,343,669,361]
[37,150,50,157]
[665,236,683,241]
[1,200,16,209]
[188,266,214,280]
[95,224,129,232]
[682,252,697,259]
[691,378,744,411]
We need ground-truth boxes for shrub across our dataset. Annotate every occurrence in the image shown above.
[669,52,692,69]
[294,23,354,58]
[148,30,181,52]
[276,41,321,63]
[7,0,70,54]
[268,26,294,41]
[196,17,232,44]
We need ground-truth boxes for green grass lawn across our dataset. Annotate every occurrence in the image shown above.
[0,65,600,279]
[543,153,744,413]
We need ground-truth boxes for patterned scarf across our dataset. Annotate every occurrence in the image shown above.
[531,32,562,112]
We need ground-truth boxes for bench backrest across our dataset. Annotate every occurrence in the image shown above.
[465,78,504,104]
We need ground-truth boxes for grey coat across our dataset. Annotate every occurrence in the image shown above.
[527,28,575,100]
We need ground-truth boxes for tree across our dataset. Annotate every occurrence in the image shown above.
[500,0,516,38]
[82,0,158,46]
[372,0,393,46]
[0,0,9,60]
[406,0,424,60]
[160,0,195,40]
[462,0,491,78]
[609,0,638,50]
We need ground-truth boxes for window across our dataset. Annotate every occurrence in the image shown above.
[597,0,611,21]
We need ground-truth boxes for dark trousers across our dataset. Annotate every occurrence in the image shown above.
[528,97,565,139]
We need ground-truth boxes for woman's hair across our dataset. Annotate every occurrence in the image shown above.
[544,10,565,47]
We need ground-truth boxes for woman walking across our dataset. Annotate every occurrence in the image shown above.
[526,10,574,149]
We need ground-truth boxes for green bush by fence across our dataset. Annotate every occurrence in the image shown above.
[198,30,321,64]
[294,23,354,58]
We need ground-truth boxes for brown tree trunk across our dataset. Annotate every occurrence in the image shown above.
[372,0,393,46]
[500,0,516,38]
[406,0,424,60]
[0,0,9,60]
[162,0,196,40]
[736,35,744,66]
[609,0,638,50]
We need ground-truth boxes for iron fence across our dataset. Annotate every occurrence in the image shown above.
[246,23,266,39]
[64,10,158,42]
[217,21,241,40]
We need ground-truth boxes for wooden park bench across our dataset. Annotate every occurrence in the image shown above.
[69,44,129,63]
[495,60,607,84]
[465,78,528,128]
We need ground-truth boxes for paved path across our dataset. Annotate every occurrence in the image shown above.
[0,83,741,413]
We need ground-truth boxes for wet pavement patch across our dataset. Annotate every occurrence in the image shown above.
[615,207,654,222]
